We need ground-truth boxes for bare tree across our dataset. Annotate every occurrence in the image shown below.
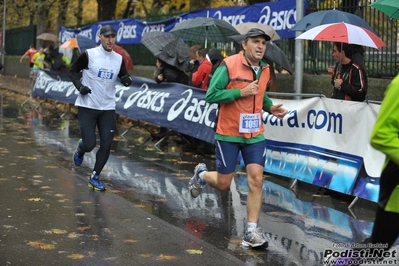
[76,0,84,26]
[97,0,117,21]
[36,0,58,33]
[190,0,211,11]
[247,0,272,5]
[56,0,69,36]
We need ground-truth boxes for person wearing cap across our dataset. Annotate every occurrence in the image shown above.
[188,28,287,248]
[68,24,132,191]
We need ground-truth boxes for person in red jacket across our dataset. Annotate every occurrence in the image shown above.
[20,45,37,76]
[191,48,212,90]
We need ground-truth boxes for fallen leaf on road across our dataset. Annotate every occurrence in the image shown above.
[28,198,43,202]
[68,232,83,238]
[17,156,36,159]
[230,239,242,244]
[140,254,150,258]
[77,225,91,231]
[3,225,14,229]
[155,198,168,202]
[67,253,84,259]
[104,257,117,261]
[124,239,138,243]
[27,241,55,250]
[158,254,176,260]
[186,249,203,255]
[52,229,68,234]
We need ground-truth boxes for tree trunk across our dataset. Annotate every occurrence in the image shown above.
[189,0,211,11]
[77,0,84,26]
[97,0,117,21]
[56,0,68,39]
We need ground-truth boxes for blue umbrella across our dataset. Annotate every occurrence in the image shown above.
[291,10,375,33]
[76,35,96,53]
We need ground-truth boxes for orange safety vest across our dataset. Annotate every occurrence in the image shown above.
[215,51,270,139]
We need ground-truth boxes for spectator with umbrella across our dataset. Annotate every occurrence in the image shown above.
[153,57,189,138]
[142,31,191,73]
[330,42,368,101]
[154,57,188,85]
[191,48,212,90]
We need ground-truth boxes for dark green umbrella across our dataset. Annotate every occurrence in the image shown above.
[369,0,399,19]
[141,31,191,72]
[170,17,239,48]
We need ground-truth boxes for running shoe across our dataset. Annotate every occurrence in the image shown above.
[73,139,84,166]
[188,163,207,198]
[242,227,268,248]
[88,172,106,191]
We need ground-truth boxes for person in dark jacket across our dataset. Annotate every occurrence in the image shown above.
[153,58,188,137]
[206,48,224,86]
[350,44,365,70]
[154,58,188,85]
[45,44,68,71]
[331,42,368,102]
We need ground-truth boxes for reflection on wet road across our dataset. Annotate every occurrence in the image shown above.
[1,92,398,266]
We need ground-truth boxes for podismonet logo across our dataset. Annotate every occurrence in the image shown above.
[323,243,398,265]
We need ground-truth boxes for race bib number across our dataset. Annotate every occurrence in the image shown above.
[239,113,261,133]
[97,69,114,80]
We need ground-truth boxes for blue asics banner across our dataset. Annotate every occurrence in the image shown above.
[60,0,303,44]
[32,70,218,144]
[33,66,384,204]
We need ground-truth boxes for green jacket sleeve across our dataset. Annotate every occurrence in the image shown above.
[263,90,273,113]
[205,64,241,104]
[370,74,399,166]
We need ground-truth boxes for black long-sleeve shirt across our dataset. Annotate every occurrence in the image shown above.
[331,61,368,102]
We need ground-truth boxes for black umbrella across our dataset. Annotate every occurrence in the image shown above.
[229,35,293,74]
[141,31,191,72]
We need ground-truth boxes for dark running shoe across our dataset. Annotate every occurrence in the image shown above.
[88,172,105,191]
[73,139,84,166]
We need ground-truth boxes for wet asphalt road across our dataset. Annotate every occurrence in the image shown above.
[1,91,398,266]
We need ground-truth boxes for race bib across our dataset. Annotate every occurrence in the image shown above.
[97,68,114,80]
[239,113,261,133]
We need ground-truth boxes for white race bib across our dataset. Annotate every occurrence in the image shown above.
[239,113,261,133]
